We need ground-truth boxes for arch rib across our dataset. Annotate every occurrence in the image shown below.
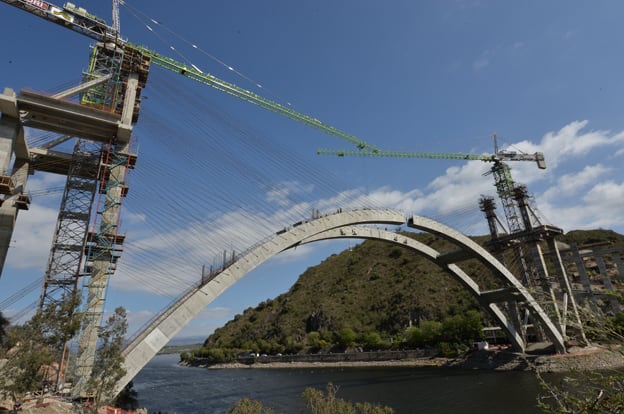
[300,226,528,351]
[407,216,565,353]
[113,210,565,396]
[114,209,406,395]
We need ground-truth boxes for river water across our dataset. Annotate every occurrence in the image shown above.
[132,354,545,413]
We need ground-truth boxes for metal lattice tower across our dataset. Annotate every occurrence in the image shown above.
[38,138,101,309]
[480,182,587,344]
[491,161,524,234]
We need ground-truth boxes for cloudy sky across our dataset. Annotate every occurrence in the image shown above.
[1,0,623,340]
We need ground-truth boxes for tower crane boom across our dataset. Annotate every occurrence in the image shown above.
[134,46,376,151]
[2,0,116,42]
[317,147,546,169]
[318,145,547,235]
[1,0,377,152]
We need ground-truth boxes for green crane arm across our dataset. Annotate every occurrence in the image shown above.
[0,0,377,151]
[317,148,496,162]
[134,46,376,152]
[317,148,546,169]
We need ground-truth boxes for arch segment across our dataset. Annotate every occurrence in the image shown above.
[115,209,406,395]
[114,209,565,396]
[300,220,565,354]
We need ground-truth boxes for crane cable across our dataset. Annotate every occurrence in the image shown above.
[120,1,292,109]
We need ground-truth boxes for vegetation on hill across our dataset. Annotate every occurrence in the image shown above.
[559,229,624,247]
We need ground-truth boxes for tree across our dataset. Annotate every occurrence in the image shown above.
[227,398,275,414]
[32,294,82,391]
[0,311,9,346]
[441,310,484,346]
[0,314,54,408]
[33,294,82,354]
[359,332,384,350]
[537,310,624,413]
[418,320,443,345]
[537,371,624,413]
[114,380,140,411]
[227,383,395,414]
[337,327,356,349]
[0,294,83,406]
[87,306,128,412]
[303,383,394,414]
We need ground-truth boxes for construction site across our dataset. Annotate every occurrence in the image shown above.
[0,0,623,406]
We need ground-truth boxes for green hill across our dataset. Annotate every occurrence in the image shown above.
[194,229,624,358]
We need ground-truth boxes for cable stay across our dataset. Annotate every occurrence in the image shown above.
[1,0,378,153]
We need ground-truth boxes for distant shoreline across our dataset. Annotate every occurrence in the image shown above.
[183,345,624,374]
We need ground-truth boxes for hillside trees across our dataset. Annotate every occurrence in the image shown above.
[0,295,81,404]
[0,312,8,344]
[87,306,128,412]
[537,310,624,413]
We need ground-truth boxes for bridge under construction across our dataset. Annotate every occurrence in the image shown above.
[1,0,623,401]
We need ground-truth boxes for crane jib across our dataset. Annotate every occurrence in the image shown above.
[2,0,118,42]
[137,46,378,152]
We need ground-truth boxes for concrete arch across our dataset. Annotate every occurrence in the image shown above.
[114,209,564,396]
[300,219,565,354]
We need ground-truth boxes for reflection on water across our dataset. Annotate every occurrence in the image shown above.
[133,354,544,414]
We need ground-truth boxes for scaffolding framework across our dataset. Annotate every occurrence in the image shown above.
[38,138,100,310]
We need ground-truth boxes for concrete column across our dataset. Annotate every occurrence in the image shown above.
[0,114,22,276]
[0,116,18,174]
[614,253,624,283]
[72,73,138,399]
[547,238,587,344]
[570,244,592,293]
[595,255,620,313]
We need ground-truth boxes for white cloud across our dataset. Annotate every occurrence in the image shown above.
[8,121,624,309]
[118,118,624,295]
[473,55,490,71]
[6,202,57,270]
[535,120,624,169]
[541,164,610,202]
[174,306,233,338]
[265,180,315,207]
[537,180,623,232]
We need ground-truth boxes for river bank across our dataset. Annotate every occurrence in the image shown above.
[186,344,624,374]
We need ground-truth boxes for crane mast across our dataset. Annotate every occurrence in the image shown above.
[111,0,120,36]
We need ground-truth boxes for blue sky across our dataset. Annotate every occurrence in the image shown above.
[1,0,623,341]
